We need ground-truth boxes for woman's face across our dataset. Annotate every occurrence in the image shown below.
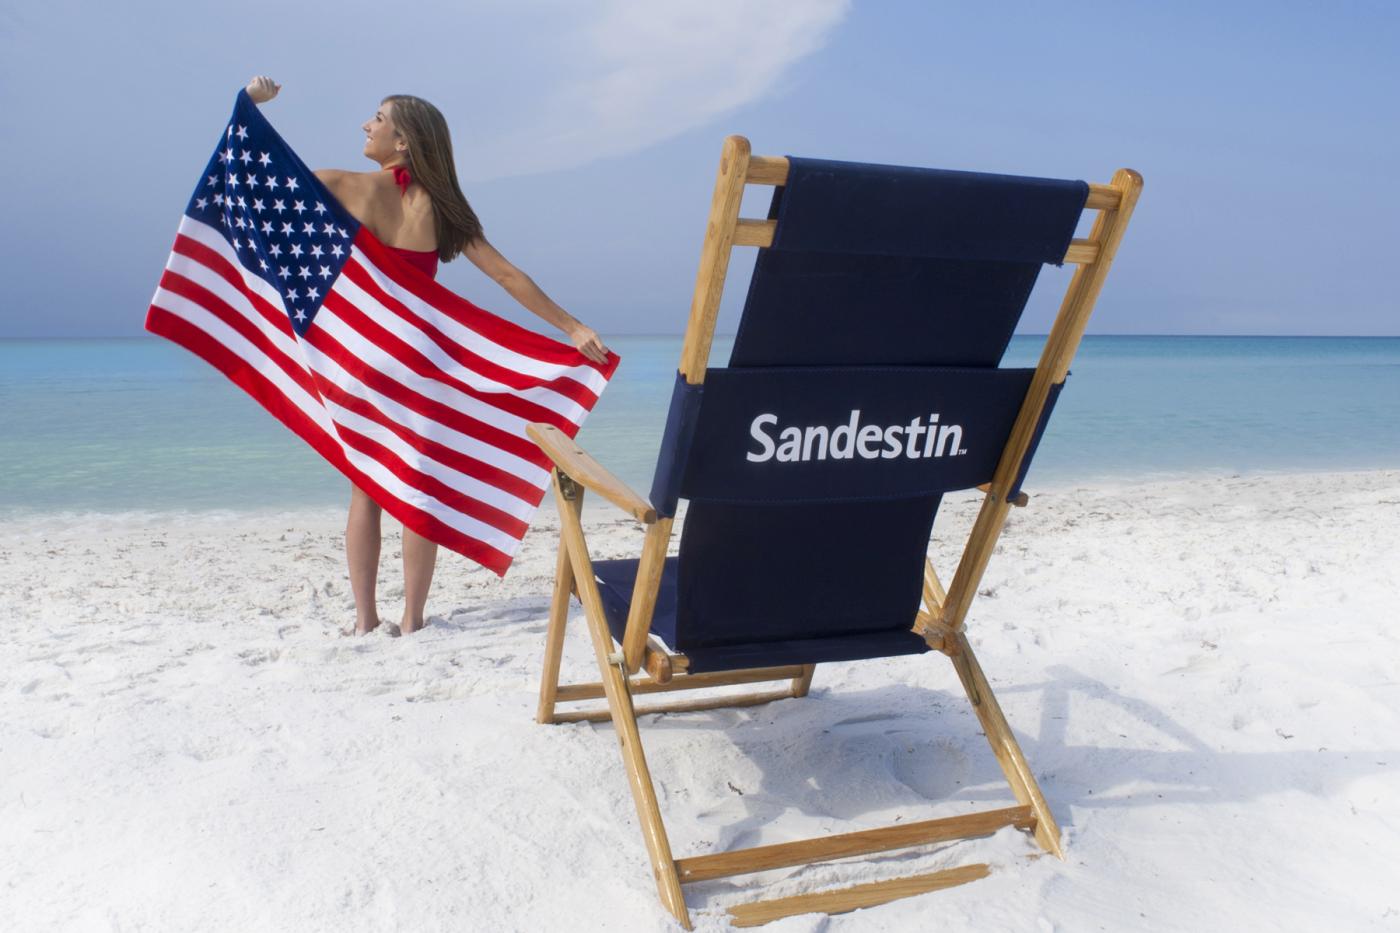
[362,101,403,165]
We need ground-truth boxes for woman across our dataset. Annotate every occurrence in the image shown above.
[244,76,610,636]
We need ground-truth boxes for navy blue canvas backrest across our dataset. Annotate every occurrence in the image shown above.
[653,158,1087,653]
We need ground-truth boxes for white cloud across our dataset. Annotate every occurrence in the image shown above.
[466,0,849,179]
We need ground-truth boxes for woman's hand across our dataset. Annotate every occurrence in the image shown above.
[245,75,281,104]
[567,323,610,365]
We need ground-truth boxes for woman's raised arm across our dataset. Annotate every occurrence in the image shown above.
[465,237,610,365]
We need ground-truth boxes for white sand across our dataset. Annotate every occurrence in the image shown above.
[3,470,1399,931]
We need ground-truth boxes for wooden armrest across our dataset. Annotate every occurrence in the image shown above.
[527,423,657,524]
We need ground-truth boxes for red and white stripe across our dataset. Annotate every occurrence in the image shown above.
[146,215,616,576]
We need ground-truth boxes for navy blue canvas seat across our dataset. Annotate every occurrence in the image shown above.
[526,136,1141,927]
[592,555,932,673]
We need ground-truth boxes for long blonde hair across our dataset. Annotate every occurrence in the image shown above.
[383,94,483,262]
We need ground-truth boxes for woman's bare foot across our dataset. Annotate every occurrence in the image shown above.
[354,615,382,636]
[401,615,428,635]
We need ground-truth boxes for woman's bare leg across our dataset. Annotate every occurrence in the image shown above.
[401,527,438,634]
[346,485,383,634]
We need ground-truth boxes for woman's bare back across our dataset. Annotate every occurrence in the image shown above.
[314,168,436,251]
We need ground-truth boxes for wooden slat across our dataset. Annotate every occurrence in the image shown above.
[527,424,656,524]
[744,155,790,186]
[732,218,775,247]
[621,518,674,672]
[727,863,991,927]
[680,136,751,382]
[552,688,794,724]
[1085,183,1121,210]
[554,666,809,703]
[676,805,1032,883]
[1062,239,1099,264]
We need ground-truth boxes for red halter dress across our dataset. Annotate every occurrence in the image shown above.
[384,166,439,280]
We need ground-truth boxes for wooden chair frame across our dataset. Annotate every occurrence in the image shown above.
[526,137,1142,928]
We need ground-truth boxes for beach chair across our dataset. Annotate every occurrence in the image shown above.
[527,138,1141,928]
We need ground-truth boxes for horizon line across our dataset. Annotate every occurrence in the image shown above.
[4,332,1400,341]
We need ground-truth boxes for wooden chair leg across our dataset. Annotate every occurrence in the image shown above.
[790,664,816,698]
[595,651,692,928]
[535,526,576,724]
[948,631,1063,858]
[552,472,692,929]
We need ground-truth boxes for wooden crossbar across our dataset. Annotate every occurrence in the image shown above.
[552,688,796,724]
[554,665,809,703]
[727,863,991,927]
[677,805,1033,883]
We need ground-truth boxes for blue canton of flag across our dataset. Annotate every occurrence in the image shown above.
[185,90,360,335]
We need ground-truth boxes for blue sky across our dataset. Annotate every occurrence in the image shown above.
[1,0,1396,338]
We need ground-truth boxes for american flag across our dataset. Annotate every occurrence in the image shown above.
[146,90,618,576]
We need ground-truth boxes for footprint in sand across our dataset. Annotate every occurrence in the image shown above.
[890,737,970,799]
[236,647,282,666]
[181,734,235,762]
[830,715,972,801]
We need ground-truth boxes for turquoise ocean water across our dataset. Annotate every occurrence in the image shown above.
[2,335,1398,514]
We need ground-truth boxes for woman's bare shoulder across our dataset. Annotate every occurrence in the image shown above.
[314,170,398,226]
[314,168,387,195]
